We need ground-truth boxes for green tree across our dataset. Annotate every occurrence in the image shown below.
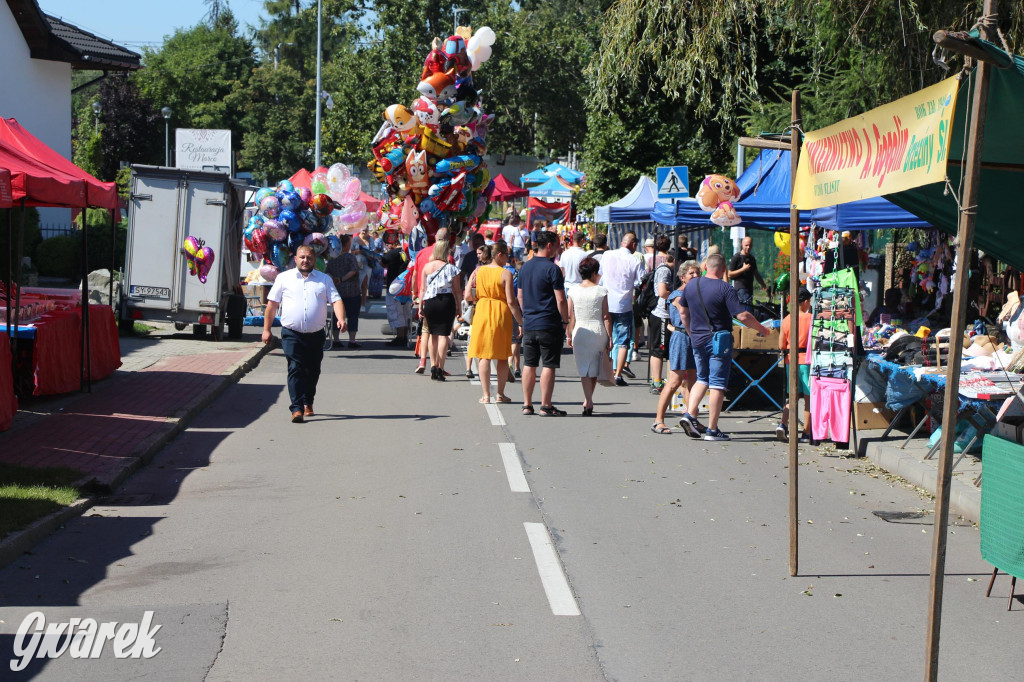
[96,76,163,180]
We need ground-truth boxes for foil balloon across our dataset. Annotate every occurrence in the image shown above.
[254,187,274,206]
[247,213,265,230]
[311,193,334,217]
[280,209,301,233]
[315,215,332,233]
[296,186,313,209]
[304,232,328,255]
[271,243,291,269]
[287,230,304,253]
[327,235,342,260]
[194,246,215,284]
[278,190,302,212]
[263,219,287,241]
[311,171,329,195]
[245,226,268,255]
[400,195,419,235]
[315,257,327,272]
[259,263,280,282]
[300,210,318,234]
[181,236,204,276]
[276,179,295,193]
[259,195,281,219]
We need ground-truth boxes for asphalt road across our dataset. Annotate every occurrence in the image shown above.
[0,304,1018,680]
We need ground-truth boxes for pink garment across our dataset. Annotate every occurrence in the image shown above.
[810,376,851,442]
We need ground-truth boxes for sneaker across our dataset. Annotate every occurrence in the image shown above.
[621,366,636,379]
[775,423,788,442]
[414,364,426,374]
[466,370,474,379]
[614,376,629,387]
[630,349,640,362]
[514,369,522,379]
[677,413,707,439]
[703,428,731,441]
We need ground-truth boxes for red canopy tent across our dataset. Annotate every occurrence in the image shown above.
[0,118,117,212]
[1,119,121,405]
[491,173,528,201]
[0,168,13,208]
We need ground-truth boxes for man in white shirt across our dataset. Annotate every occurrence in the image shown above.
[598,231,644,385]
[559,231,589,292]
[263,246,346,423]
[501,218,519,254]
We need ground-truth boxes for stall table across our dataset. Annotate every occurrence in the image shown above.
[3,305,121,396]
[0,331,15,431]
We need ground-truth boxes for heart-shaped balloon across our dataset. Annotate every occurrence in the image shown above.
[194,246,215,284]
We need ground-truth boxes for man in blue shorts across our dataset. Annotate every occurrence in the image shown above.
[678,253,770,441]
[598,231,644,386]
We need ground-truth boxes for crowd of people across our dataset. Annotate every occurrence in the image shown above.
[263,216,804,441]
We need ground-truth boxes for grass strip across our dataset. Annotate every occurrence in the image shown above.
[0,463,83,538]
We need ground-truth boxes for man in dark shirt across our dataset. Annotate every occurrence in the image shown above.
[381,235,410,347]
[517,230,568,416]
[727,236,766,308]
[679,253,769,442]
[459,232,485,284]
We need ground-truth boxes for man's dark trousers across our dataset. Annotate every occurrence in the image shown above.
[280,327,326,413]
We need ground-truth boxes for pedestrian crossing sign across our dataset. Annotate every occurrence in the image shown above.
[656,166,689,199]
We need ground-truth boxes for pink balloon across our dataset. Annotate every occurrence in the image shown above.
[340,201,367,224]
[341,177,362,206]
[259,263,280,282]
[195,246,216,284]
[400,196,419,235]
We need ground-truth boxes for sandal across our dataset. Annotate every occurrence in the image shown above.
[522,405,535,415]
[495,395,512,403]
[479,396,492,404]
[539,405,566,417]
[650,422,672,434]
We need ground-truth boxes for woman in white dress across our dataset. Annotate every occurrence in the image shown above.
[566,257,612,415]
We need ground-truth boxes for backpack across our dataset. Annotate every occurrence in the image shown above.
[635,263,671,318]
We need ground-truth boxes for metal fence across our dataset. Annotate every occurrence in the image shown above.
[39,223,75,240]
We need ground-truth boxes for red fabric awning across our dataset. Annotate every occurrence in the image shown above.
[0,168,12,208]
[288,168,313,189]
[0,142,88,208]
[0,118,117,211]
[491,173,528,201]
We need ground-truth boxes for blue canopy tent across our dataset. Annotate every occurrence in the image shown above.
[594,175,660,244]
[521,163,584,187]
[520,168,550,186]
[528,175,574,199]
[651,149,931,231]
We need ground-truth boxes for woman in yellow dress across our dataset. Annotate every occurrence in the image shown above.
[467,242,524,403]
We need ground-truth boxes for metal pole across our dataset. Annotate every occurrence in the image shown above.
[5,209,11,338]
[81,207,88,391]
[11,200,25,391]
[925,3,996,678]
[165,120,170,167]
[109,210,116,308]
[788,90,801,577]
[314,0,322,168]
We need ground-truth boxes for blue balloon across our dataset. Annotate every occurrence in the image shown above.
[300,209,318,234]
[280,209,301,233]
[271,243,291,269]
[327,235,342,260]
[276,179,295,194]
[316,215,332,232]
[286,230,304,253]
[278,190,302,212]
[254,187,274,206]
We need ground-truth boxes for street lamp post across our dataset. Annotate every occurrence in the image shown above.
[452,6,468,34]
[91,101,101,135]
[274,41,294,70]
[314,0,323,168]
[161,106,172,167]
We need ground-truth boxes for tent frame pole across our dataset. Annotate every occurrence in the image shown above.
[11,200,25,393]
[81,208,91,392]
[787,91,801,577]
[924,3,997,679]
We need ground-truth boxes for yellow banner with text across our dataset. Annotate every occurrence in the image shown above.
[792,77,959,210]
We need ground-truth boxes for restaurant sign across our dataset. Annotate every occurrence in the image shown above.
[793,76,959,210]
[175,129,232,173]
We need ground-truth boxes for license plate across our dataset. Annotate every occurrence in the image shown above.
[130,285,171,299]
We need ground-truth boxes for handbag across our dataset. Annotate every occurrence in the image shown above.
[695,279,733,356]
[597,351,615,386]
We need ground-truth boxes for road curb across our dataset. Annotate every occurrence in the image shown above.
[863,439,981,523]
[0,342,273,568]
[0,497,94,569]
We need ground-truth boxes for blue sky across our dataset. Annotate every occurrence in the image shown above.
[39,0,269,50]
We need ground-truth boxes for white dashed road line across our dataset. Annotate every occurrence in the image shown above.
[484,403,506,425]
[523,522,581,616]
[498,442,530,493]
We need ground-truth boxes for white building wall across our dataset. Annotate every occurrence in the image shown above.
[0,1,74,228]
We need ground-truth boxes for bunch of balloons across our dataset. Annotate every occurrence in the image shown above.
[243,164,368,282]
[366,25,498,242]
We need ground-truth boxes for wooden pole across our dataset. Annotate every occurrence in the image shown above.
[788,90,801,577]
[924,2,996,679]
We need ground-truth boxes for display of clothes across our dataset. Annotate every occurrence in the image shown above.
[809,266,860,443]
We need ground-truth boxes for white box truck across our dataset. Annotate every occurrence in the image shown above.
[120,166,251,339]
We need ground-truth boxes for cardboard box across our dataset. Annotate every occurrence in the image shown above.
[737,327,780,351]
[855,401,894,430]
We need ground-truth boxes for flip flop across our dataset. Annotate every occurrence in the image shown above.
[650,423,672,434]
[495,395,512,403]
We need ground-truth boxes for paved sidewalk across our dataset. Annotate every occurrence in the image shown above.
[1,323,272,491]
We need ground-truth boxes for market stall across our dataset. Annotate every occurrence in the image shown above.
[593,175,661,245]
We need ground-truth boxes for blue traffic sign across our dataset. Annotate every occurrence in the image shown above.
[656,166,690,199]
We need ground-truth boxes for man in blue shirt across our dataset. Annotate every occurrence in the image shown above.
[517,230,568,416]
[678,253,769,441]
